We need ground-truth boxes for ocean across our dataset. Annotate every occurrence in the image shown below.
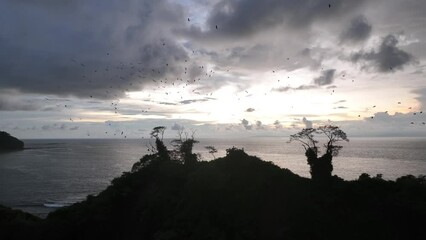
[1,137,426,218]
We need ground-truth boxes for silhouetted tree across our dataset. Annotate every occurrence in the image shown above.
[205,146,217,159]
[225,147,248,158]
[132,126,171,172]
[150,126,170,161]
[171,129,199,166]
[290,125,348,181]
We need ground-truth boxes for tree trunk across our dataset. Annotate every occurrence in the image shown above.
[305,148,333,182]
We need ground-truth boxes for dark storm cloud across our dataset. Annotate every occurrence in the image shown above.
[189,0,365,38]
[0,0,192,99]
[313,69,336,86]
[340,15,372,43]
[351,34,415,72]
[181,0,367,73]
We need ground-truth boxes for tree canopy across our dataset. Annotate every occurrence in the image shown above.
[290,125,349,181]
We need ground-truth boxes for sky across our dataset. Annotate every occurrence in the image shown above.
[1,0,426,139]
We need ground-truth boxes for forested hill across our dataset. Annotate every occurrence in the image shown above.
[0,131,24,151]
[1,148,426,240]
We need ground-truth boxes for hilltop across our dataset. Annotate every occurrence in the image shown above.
[0,131,24,151]
[1,146,426,240]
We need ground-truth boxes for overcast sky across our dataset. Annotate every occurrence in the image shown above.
[1,0,426,139]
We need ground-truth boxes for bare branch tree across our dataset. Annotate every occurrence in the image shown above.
[205,146,218,159]
[151,126,166,140]
[290,128,318,153]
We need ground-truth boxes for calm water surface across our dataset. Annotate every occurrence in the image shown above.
[1,137,425,217]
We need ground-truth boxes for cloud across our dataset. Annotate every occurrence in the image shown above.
[313,69,336,86]
[272,69,339,93]
[245,108,255,112]
[272,85,318,92]
[241,118,252,130]
[273,120,282,129]
[178,0,370,75]
[340,15,372,43]
[338,111,426,137]
[179,98,214,105]
[41,123,67,131]
[171,123,185,131]
[351,34,415,72]
[188,0,365,38]
[302,117,313,128]
[255,120,264,130]
[157,102,178,106]
[0,96,40,111]
[412,88,426,109]
[0,0,194,99]
[333,106,348,109]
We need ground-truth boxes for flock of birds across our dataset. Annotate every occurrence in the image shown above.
[40,4,424,138]
[55,43,222,138]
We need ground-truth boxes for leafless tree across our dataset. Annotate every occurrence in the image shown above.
[205,146,218,159]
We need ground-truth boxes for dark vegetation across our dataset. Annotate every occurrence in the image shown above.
[1,126,426,240]
[0,131,24,151]
[290,126,349,182]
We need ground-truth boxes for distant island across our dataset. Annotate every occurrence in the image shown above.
[1,127,425,240]
[0,131,24,151]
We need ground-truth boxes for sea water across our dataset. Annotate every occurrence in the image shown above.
[1,137,425,217]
